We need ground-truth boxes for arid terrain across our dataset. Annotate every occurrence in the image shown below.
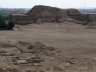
[0,21,96,72]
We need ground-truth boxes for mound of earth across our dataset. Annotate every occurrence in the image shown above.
[87,15,96,26]
[67,9,89,24]
[9,5,89,25]
[27,5,68,23]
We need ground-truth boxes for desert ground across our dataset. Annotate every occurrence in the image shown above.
[0,22,96,72]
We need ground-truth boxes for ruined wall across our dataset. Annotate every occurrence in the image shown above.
[87,15,96,26]
[67,9,89,24]
[9,14,35,24]
[9,5,89,25]
[9,15,18,23]
[16,16,35,24]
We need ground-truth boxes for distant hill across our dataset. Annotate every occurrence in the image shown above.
[0,8,30,14]
[78,8,96,14]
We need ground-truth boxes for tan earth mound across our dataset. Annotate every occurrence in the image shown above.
[87,15,96,26]
[9,5,89,25]
[67,9,89,24]
[27,5,68,23]
[0,41,96,72]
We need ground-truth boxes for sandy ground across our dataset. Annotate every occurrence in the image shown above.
[0,22,96,72]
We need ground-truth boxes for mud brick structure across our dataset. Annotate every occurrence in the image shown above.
[9,5,89,25]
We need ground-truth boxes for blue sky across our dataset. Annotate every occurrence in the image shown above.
[0,0,96,8]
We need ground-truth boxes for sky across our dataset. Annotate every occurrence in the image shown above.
[0,0,96,8]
